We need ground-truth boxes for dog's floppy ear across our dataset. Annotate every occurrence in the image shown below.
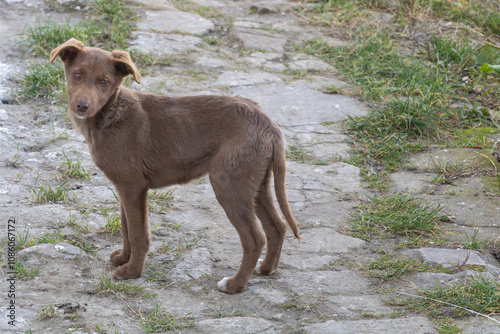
[49,38,85,64]
[111,50,142,84]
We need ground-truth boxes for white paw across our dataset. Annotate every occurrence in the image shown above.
[254,259,264,275]
[217,277,230,292]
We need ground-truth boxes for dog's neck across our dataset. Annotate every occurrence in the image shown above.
[93,87,126,129]
[99,87,121,116]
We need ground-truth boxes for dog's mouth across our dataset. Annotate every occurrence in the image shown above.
[74,113,87,120]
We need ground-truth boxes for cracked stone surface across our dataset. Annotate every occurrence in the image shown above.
[1,0,500,333]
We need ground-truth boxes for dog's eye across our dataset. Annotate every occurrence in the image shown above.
[100,79,108,85]
[75,73,81,79]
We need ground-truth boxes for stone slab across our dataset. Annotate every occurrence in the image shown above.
[215,71,282,87]
[195,317,277,334]
[229,27,287,52]
[137,10,214,35]
[19,242,86,260]
[129,32,205,55]
[171,247,213,281]
[302,317,437,334]
[232,83,370,127]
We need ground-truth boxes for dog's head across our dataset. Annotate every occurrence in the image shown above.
[50,38,141,120]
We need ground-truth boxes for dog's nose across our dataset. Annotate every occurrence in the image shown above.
[76,100,89,112]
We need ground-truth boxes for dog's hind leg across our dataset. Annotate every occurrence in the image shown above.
[254,168,287,275]
[112,187,150,279]
[210,172,266,293]
[110,204,131,266]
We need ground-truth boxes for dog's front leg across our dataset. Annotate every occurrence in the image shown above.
[112,186,150,279]
[110,204,131,266]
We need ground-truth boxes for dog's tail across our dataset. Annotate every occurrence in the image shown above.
[273,134,302,243]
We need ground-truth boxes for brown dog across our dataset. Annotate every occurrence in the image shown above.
[50,38,301,293]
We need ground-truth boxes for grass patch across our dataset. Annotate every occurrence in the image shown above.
[62,151,90,180]
[286,144,313,163]
[39,304,57,319]
[148,189,175,214]
[349,193,445,241]
[37,231,65,244]
[296,12,495,172]
[19,62,65,101]
[104,212,121,236]
[21,21,103,58]
[395,276,500,318]
[139,304,194,333]
[15,227,36,250]
[365,253,433,282]
[13,261,39,280]
[29,176,71,203]
[96,275,144,296]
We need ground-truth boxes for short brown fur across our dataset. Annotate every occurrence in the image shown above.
[50,38,301,293]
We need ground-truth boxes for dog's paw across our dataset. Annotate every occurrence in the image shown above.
[113,264,142,280]
[254,259,264,275]
[217,277,246,293]
[254,259,276,275]
[217,277,230,292]
[110,249,130,266]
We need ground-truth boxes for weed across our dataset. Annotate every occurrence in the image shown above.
[431,161,471,184]
[96,275,144,296]
[14,261,39,280]
[16,227,36,250]
[70,239,97,254]
[62,151,90,179]
[13,144,20,159]
[29,176,70,203]
[148,189,175,214]
[286,144,312,163]
[19,62,65,101]
[145,263,171,282]
[128,49,177,66]
[207,306,245,318]
[139,304,194,333]
[365,253,433,282]
[68,213,92,232]
[89,0,136,49]
[39,304,57,319]
[462,228,488,250]
[104,212,121,236]
[399,276,500,318]
[37,231,65,244]
[349,193,445,241]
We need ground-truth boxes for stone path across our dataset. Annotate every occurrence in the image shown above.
[0,0,499,333]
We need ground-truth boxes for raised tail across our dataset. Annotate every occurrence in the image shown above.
[272,135,302,243]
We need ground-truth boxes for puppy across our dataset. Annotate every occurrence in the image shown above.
[50,38,301,293]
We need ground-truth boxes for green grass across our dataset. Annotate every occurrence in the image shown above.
[38,304,57,319]
[308,0,500,36]
[96,275,144,296]
[398,276,500,318]
[21,21,103,58]
[365,253,433,282]
[104,212,121,236]
[19,62,65,100]
[148,189,175,214]
[37,231,65,244]
[139,304,194,333]
[297,11,495,173]
[13,261,39,280]
[62,151,90,180]
[16,227,36,251]
[349,193,445,241]
[29,176,71,203]
[461,228,488,250]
